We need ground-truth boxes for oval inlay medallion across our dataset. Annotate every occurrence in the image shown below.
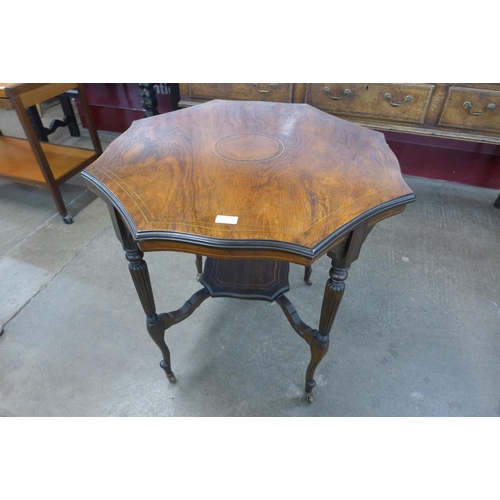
[213,134,284,162]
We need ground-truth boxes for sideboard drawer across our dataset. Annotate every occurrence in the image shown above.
[306,83,435,125]
[185,83,295,103]
[438,86,500,134]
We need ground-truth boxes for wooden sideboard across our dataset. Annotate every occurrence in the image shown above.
[178,83,500,207]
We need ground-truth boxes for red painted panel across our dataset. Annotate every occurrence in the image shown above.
[75,83,176,133]
[383,131,500,189]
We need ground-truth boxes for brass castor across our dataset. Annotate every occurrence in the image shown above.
[63,214,73,224]
[160,360,176,382]
[306,394,314,404]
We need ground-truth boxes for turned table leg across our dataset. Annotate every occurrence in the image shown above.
[108,206,177,381]
[283,224,371,403]
[195,254,203,281]
[305,263,349,403]
[304,265,313,286]
[125,245,176,382]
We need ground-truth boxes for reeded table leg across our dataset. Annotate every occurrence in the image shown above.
[125,245,177,382]
[276,260,349,404]
[277,224,371,403]
[305,264,348,403]
[109,206,181,382]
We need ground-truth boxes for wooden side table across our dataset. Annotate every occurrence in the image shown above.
[0,83,102,223]
[82,100,415,403]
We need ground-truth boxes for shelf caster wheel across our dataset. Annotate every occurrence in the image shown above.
[63,214,73,224]
[306,394,314,404]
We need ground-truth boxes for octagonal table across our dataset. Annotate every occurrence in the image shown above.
[82,100,415,403]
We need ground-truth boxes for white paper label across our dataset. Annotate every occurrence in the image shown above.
[215,215,238,224]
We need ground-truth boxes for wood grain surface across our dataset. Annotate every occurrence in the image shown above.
[0,83,78,108]
[83,100,414,261]
[0,136,97,185]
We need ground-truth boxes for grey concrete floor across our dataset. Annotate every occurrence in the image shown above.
[1,101,500,416]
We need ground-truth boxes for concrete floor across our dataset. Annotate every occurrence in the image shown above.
[1,101,500,417]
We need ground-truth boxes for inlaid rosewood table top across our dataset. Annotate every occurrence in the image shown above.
[82,100,415,404]
[82,100,414,266]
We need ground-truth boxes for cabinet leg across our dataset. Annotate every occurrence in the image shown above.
[26,105,49,142]
[494,191,500,209]
[59,94,81,137]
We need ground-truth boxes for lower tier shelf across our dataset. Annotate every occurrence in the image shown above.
[0,135,98,187]
[201,258,290,301]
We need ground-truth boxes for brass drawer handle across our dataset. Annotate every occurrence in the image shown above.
[384,93,412,107]
[252,83,277,93]
[323,86,351,100]
[463,101,496,116]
